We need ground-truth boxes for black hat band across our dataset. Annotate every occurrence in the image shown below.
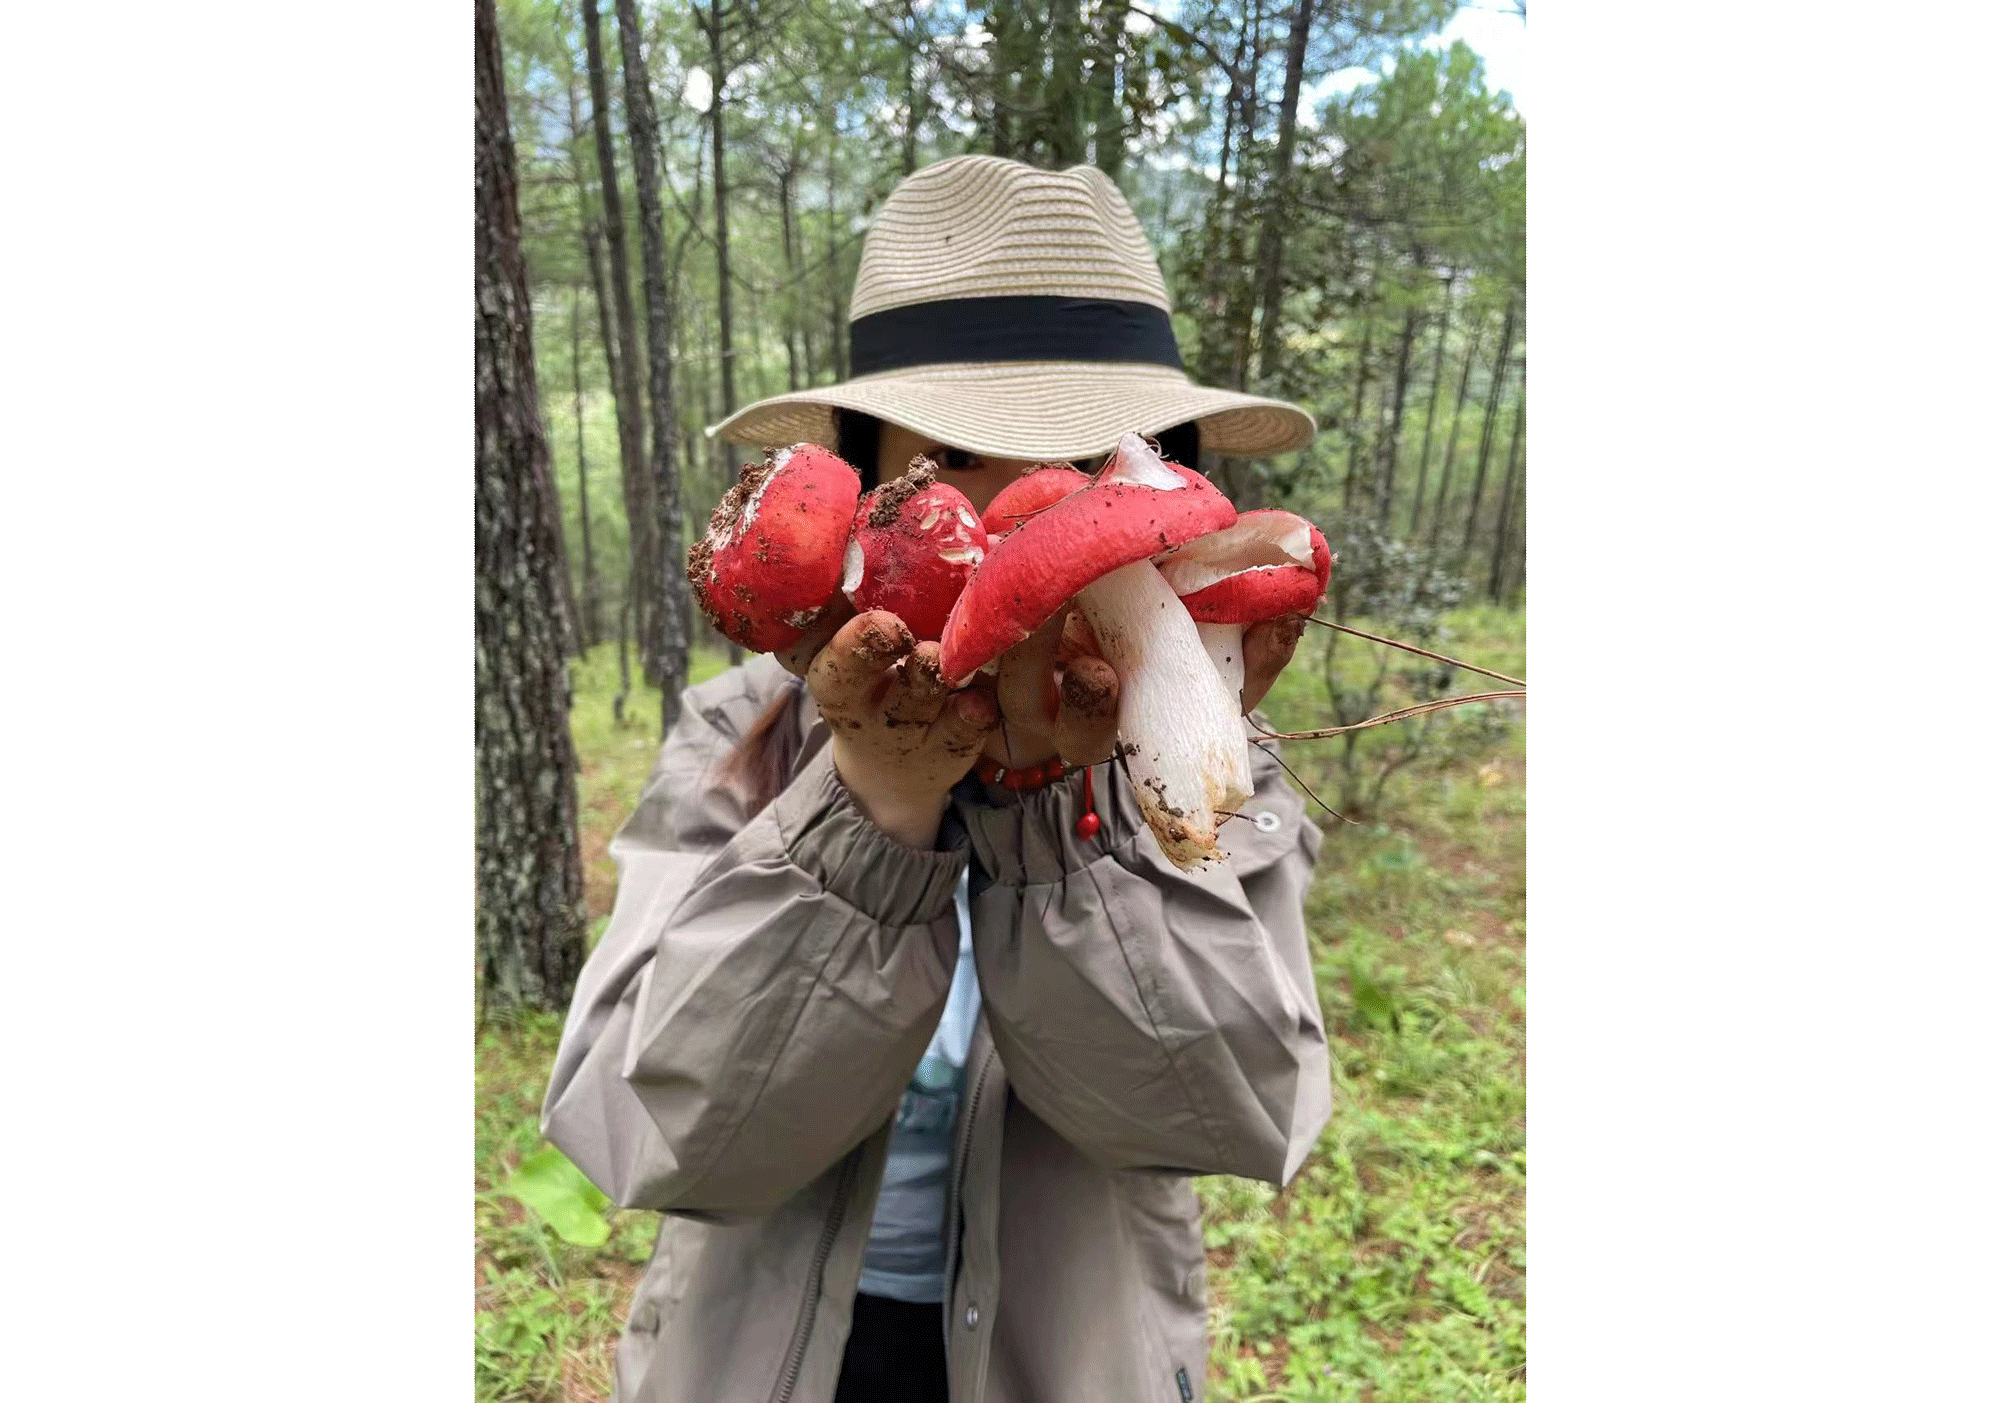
[848,295,1185,378]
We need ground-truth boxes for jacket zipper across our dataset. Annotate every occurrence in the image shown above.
[771,1149,862,1403]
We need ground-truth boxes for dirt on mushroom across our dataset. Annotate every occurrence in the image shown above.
[865,460,937,528]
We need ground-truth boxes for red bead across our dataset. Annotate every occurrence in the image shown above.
[1076,811,1101,840]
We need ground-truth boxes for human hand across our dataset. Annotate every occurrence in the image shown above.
[774,595,857,679]
[807,610,999,848]
[983,611,1121,771]
[1240,615,1307,715]
[983,608,1306,770]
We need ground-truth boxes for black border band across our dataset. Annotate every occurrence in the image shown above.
[849,295,1184,377]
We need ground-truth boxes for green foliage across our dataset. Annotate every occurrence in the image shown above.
[497,1147,613,1248]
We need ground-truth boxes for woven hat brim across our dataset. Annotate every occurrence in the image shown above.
[707,362,1316,461]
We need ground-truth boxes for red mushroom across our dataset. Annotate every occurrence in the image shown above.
[979,464,1090,539]
[687,444,861,653]
[1155,510,1333,707]
[841,459,989,641]
[940,432,1246,868]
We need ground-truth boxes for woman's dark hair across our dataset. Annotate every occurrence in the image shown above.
[718,677,806,818]
[726,409,1206,816]
[836,407,1203,486]
[837,409,885,491]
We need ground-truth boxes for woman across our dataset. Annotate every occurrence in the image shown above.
[542,155,1331,1403]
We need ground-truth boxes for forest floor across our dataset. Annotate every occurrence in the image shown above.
[475,605,1526,1402]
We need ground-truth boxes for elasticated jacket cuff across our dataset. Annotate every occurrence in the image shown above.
[766,746,966,927]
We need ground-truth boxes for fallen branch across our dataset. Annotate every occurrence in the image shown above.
[1252,690,1527,741]
[1303,615,1526,688]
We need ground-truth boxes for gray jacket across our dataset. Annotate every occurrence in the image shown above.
[542,655,1330,1403]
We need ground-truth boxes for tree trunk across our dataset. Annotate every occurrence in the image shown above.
[986,3,1015,156]
[703,4,738,435]
[674,293,706,524]
[1192,11,1249,391]
[779,158,801,391]
[563,81,607,651]
[577,166,628,632]
[614,562,632,725]
[1427,310,1486,552]
[1343,292,1375,513]
[1089,0,1127,177]
[582,0,660,685]
[1487,393,1525,601]
[1046,0,1087,166]
[824,96,846,381]
[678,122,711,508]
[1407,267,1455,539]
[1375,305,1419,524]
[614,0,691,734]
[1224,0,1268,393]
[1250,0,1317,384]
[902,28,921,175]
[569,282,604,649]
[1460,301,1518,556]
[475,0,586,1014]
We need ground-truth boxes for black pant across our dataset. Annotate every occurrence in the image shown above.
[833,1292,949,1403]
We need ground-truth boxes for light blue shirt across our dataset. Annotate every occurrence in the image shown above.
[858,869,980,1303]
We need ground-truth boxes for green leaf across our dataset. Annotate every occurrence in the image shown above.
[1349,965,1399,1032]
[497,1145,611,1247]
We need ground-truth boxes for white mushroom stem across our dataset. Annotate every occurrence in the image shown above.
[1075,560,1253,868]
[1197,622,1247,712]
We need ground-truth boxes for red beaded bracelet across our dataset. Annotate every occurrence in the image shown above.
[971,756,1102,840]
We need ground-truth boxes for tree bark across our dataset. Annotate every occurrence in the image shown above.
[614,0,691,733]
[1343,289,1375,513]
[582,0,661,685]
[569,282,604,649]
[1426,309,1486,552]
[1407,267,1455,539]
[1460,300,1518,556]
[563,80,607,650]
[1250,0,1317,384]
[824,95,846,381]
[1375,304,1419,523]
[702,3,739,435]
[678,122,711,508]
[1487,392,1525,601]
[1192,12,1249,390]
[614,563,632,725]
[1046,0,1087,166]
[1089,0,1128,177]
[476,0,586,1014]
[902,23,921,175]
[986,2,1016,156]
[778,155,801,391]
[1224,0,1269,393]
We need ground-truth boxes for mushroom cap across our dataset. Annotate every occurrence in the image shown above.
[979,465,1090,538]
[687,444,861,653]
[842,461,988,641]
[1173,566,1323,623]
[1155,510,1332,624]
[938,433,1236,685]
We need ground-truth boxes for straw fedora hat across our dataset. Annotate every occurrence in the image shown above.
[708,155,1316,462]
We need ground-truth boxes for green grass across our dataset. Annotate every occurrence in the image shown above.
[477,609,1525,1401]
